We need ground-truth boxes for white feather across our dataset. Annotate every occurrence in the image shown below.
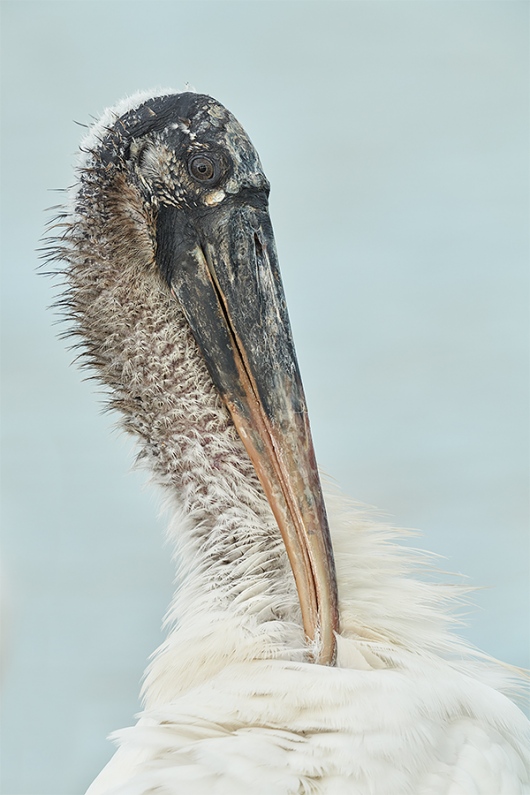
[85,494,530,795]
[52,89,529,795]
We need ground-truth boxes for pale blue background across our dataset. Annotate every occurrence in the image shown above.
[1,2,528,793]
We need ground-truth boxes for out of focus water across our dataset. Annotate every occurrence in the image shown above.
[1,2,528,793]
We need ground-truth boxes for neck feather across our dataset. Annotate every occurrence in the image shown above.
[59,161,304,707]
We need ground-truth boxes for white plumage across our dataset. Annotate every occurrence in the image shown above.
[49,89,530,794]
[85,498,529,795]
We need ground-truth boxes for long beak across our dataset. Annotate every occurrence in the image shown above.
[156,192,339,664]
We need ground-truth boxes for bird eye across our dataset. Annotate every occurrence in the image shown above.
[188,155,217,183]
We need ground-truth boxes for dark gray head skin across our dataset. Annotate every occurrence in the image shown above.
[62,92,339,664]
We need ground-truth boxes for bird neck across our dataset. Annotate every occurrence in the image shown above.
[63,165,304,706]
[116,306,305,706]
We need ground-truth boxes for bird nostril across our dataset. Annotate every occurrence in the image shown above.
[254,233,266,273]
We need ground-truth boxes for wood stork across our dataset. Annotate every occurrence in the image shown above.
[48,90,530,794]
